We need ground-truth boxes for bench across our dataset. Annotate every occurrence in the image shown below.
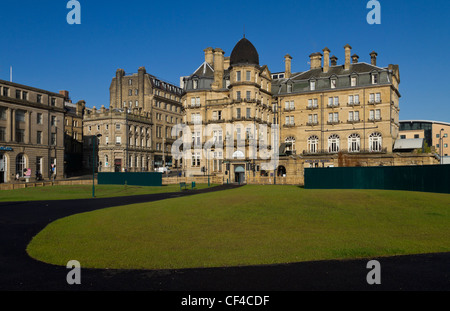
[180,182,188,191]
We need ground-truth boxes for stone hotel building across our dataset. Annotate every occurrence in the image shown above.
[180,37,436,182]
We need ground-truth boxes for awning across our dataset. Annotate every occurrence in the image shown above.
[235,166,245,173]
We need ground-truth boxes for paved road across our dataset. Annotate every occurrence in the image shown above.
[0,184,449,291]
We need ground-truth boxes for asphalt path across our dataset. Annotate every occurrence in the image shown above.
[0,184,449,292]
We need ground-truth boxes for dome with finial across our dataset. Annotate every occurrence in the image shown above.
[230,37,259,66]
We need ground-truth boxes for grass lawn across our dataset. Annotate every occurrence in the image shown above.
[26,185,450,270]
[0,183,217,202]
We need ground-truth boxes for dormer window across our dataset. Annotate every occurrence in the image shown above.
[193,79,198,89]
[287,83,292,93]
[310,80,316,91]
[371,73,378,84]
[331,78,337,89]
[351,76,357,87]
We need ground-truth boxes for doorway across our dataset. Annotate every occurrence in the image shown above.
[0,153,5,183]
[234,165,245,184]
[114,159,122,172]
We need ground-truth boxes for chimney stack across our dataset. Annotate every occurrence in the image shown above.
[352,54,359,64]
[204,47,214,66]
[59,90,70,102]
[284,54,292,78]
[309,52,322,70]
[330,55,338,66]
[223,56,230,70]
[211,48,224,90]
[322,47,330,73]
[344,44,352,70]
[76,100,85,116]
[370,51,378,66]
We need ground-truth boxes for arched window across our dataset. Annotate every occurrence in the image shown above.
[369,132,383,152]
[328,134,340,153]
[348,133,361,152]
[307,135,319,154]
[232,150,245,159]
[16,154,26,177]
[285,136,296,154]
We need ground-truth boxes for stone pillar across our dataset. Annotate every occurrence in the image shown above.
[6,108,12,142]
[344,44,352,70]
[11,109,15,142]
[25,110,31,144]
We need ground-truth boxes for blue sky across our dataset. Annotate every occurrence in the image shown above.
[0,0,449,122]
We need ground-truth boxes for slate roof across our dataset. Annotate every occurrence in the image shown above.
[288,62,385,82]
[192,61,215,78]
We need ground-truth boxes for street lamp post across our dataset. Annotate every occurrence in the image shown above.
[440,128,444,164]
[92,134,102,198]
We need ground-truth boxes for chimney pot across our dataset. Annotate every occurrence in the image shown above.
[204,47,214,65]
[352,54,359,64]
[370,51,378,66]
[322,47,330,73]
[330,55,338,66]
[309,52,323,70]
[344,44,352,70]
[284,54,292,78]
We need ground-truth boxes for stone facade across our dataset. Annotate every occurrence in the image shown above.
[62,91,87,176]
[178,38,439,184]
[83,106,153,173]
[181,39,277,181]
[109,67,184,169]
[0,79,65,183]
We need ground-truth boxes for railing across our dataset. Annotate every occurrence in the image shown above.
[368,117,382,122]
[302,147,388,155]
[306,121,319,126]
[327,121,340,125]
[367,100,382,105]
[347,102,361,107]
[306,105,319,110]
[346,119,361,124]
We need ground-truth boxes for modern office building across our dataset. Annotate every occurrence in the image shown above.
[400,120,450,158]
